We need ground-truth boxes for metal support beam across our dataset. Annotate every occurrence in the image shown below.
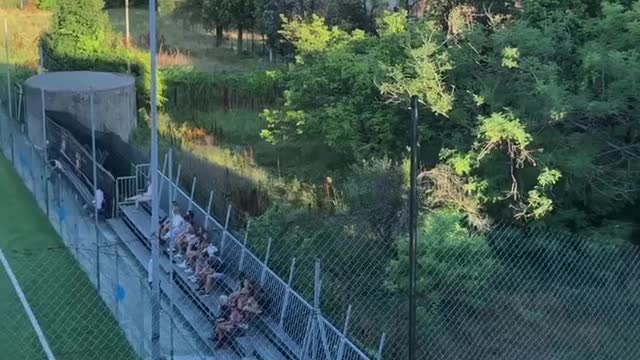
[90,91,100,290]
[260,238,272,286]
[148,0,161,357]
[279,257,296,327]
[238,220,251,271]
[4,19,12,121]
[376,333,387,360]
[409,96,419,360]
[168,149,175,360]
[188,177,197,211]
[220,205,231,254]
[204,190,213,230]
[335,305,352,360]
[173,164,181,199]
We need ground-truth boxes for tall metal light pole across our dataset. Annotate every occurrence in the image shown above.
[5,19,12,121]
[90,91,100,290]
[125,0,131,47]
[409,95,419,360]
[148,0,161,358]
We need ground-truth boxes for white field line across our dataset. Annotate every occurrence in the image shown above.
[0,248,56,360]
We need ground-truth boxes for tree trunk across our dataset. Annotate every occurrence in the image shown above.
[251,29,255,54]
[237,25,244,54]
[215,25,224,48]
[410,0,428,17]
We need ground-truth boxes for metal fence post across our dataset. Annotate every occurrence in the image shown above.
[9,132,14,164]
[238,220,251,271]
[167,149,175,360]
[335,305,352,360]
[116,245,120,322]
[4,19,12,121]
[188,177,196,211]
[260,238,272,287]
[173,164,181,199]
[220,205,231,254]
[279,257,296,328]
[204,190,213,230]
[376,333,387,360]
[90,91,100,291]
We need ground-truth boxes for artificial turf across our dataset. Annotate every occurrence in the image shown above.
[0,154,138,360]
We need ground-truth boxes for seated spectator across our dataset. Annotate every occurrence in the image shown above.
[197,255,224,296]
[175,225,197,257]
[211,284,261,348]
[187,251,210,282]
[184,210,195,224]
[126,180,152,208]
[159,201,178,227]
[179,232,208,271]
[161,207,187,248]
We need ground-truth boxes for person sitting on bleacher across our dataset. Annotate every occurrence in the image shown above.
[175,224,197,257]
[211,282,262,348]
[126,180,152,208]
[187,250,210,283]
[179,232,207,272]
[161,207,187,250]
[197,255,224,296]
[159,202,179,237]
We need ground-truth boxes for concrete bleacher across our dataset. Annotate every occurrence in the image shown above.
[109,204,290,360]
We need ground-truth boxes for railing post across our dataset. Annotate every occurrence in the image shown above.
[188,177,197,211]
[10,132,14,165]
[335,305,352,360]
[156,153,168,197]
[312,260,332,360]
[238,220,251,271]
[300,315,314,360]
[4,19,12,121]
[220,205,231,254]
[115,178,120,216]
[260,237,272,287]
[173,164,182,199]
[279,257,296,327]
[376,333,387,360]
[204,190,213,230]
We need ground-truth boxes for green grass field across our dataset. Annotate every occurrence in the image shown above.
[0,154,137,359]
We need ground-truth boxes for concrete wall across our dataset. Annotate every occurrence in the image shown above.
[24,73,137,149]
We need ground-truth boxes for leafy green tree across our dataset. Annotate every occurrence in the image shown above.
[261,12,411,157]
[48,0,110,56]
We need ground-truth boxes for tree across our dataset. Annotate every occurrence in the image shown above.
[227,0,257,52]
[261,12,411,157]
[48,0,110,56]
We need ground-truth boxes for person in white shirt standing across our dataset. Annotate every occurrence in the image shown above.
[84,188,105,220]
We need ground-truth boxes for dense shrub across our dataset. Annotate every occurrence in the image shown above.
[41,37,158,108]
[35,0,57,10]
[161,67,282,114]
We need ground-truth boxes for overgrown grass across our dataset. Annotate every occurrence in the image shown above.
[0,8,50,68]
[0,0,22,9]
[107,8,271,73]
[161,110,349,182]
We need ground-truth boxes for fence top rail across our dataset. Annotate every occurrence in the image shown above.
[151,168,373,360]
[47,117,115,182]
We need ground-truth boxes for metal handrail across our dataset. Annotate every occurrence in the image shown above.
[153,170,374,360]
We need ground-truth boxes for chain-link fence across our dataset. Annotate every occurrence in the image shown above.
[2,16,640,360]
[0,86,208,358]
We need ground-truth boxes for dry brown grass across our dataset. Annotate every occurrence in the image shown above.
[157,49,192,67]
[0,8,50,68]
[107,8,272,73]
